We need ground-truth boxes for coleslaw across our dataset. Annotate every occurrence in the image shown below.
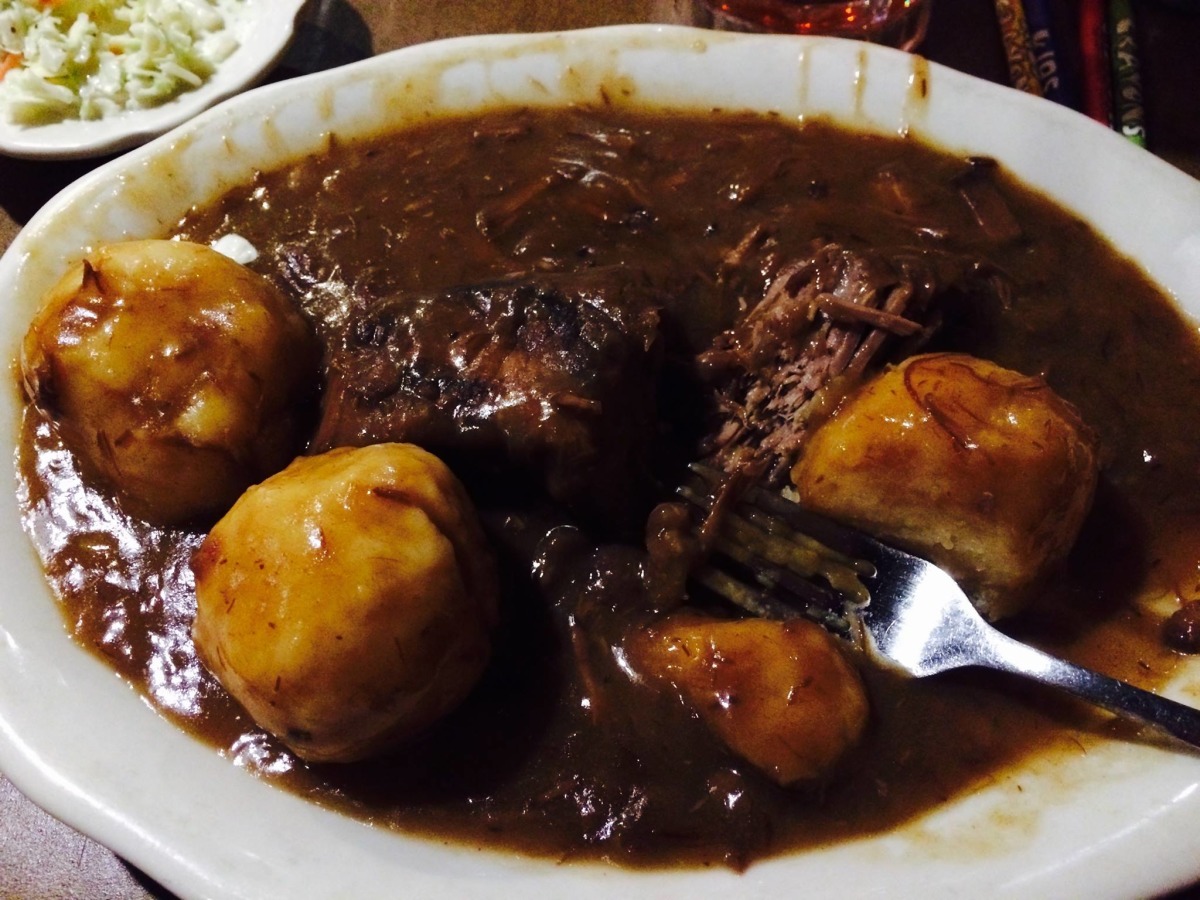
[0,0,245,125]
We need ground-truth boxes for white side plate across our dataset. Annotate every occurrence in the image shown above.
[0,0,308,160]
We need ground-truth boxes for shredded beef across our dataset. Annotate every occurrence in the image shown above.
[698,242,948,484]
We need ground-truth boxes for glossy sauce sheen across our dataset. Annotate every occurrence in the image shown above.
[18,107,1200,867]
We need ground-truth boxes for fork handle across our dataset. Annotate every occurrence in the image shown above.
[982,629,1200,751]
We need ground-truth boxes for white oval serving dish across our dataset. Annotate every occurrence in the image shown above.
[1,24,1200,900]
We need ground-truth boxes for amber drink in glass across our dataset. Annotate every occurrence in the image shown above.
[702,0,932,51]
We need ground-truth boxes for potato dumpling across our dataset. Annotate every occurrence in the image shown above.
[192,443,499,763]
[627,615,869,786]
[21,239,318,524]
[791,352,1100,619]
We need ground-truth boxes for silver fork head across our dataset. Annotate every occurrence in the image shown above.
[678,464,865,637]
[856,542,999,678]
[682,461,995,678]
[681,462,1200,751]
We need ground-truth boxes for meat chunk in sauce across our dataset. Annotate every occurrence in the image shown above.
[314,267,666,526]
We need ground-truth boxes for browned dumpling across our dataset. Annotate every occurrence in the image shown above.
[192,443,499,763]
[21,239,318,524]
[791,352,1100,619]
[627,614,869,786]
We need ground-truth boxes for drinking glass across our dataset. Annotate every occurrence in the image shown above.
[700,0,933,51]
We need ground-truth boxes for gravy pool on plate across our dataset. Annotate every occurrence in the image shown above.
[16,105,1200,868]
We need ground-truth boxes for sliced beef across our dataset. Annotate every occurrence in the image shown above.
[314,268,665,526]
[698,242,947,484]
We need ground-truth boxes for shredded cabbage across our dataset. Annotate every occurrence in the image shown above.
[0,0,244,125]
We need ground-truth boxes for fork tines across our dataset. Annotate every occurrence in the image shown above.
[679,463,873,638]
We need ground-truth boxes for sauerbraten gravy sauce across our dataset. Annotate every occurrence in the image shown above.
[17,107,1200,868]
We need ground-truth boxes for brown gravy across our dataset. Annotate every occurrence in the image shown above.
[17,106,1200,868]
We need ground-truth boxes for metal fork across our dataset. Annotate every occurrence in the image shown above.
[680,462,1200,751]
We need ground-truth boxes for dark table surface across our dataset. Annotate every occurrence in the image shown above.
[1,0,1198,897]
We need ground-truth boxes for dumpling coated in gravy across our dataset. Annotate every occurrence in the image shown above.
[191,443,499,763]
[791,352,1100,619]
[20,239,318,524]
[627,615,869,786]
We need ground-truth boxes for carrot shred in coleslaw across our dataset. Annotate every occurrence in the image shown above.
[0,51,23,79]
